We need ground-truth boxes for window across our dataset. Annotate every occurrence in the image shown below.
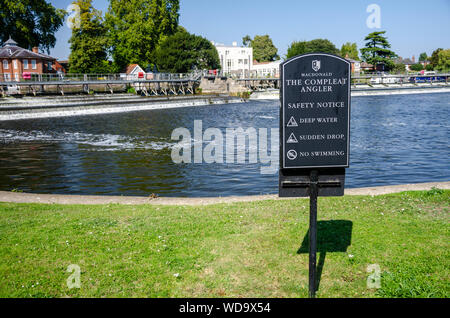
[32,60,37,70]
[4,73,10,81]
[23,60,28,69]
[3,60,8,69]
[14,73,19,81]
[238,59,243,64]
[48,61,52,71]
[13,60,18,69]
[244,59,248,65]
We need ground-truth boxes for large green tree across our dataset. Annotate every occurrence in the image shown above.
[340,42,359,60]
[250,35,279,62]
[430,48,443,69]
[105,0,179,70]
[154,29,220,73]
[68,0,110,73]
[360,31,397,71]
[435,49,450,72]
[286,39,339,58]
[0,0,65,53]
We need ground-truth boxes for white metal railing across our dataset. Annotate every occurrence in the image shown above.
[0,72,449,85]
[0,72,200,83]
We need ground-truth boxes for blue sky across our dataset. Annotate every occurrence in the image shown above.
[49,0,450,61]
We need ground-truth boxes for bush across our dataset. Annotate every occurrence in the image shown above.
[410,63,424,71]
[392,63,406,74]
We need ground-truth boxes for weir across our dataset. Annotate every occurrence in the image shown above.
[0,94,245,121]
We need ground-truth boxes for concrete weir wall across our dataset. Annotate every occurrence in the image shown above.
[0,94,246,121]
[199,77,249,94]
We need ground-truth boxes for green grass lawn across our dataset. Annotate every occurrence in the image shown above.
[0,190,448,298]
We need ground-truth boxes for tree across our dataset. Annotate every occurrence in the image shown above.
[392,63,406,74]
[250,35,279,62]
[340,42,359,60]
[286,39,339,58]
[0,0,66,53]
[419,52,428,62]
[154,29,220,73]
[68,0,110,73]
[430,48,443,69]
[435,49,450,72]
[360,31,397,71]
[242,35,251,47]
[105,0,179,70]
[286,41,307,58]
[425,64,434,71]
[410,63,424,71]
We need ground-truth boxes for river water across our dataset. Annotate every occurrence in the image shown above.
[0,93,449,197]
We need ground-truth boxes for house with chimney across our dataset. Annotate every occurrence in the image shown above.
[0,37,57,82]
[395,56,416,72]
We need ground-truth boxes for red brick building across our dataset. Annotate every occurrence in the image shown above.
[0,37,57,82]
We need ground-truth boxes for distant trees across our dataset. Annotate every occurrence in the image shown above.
[435,49,450,72]
[154,29,220,73]
[419,52,428,62]
[410,63,424,71]
[360,31,397,71]
[242,35,251,47]
[243,35,279,62]
[105,0,179,71]
[68,0,110,73]
[430,48,443,69]
[0,0,66,53]
[340,42,359,60]
[286,39,339,59]
[392,63,406,74]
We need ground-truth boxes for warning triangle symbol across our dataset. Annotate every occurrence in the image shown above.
[287,116,298,127]
[287,133,298,143]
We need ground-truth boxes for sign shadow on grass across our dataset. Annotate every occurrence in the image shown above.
[297,220,353,293]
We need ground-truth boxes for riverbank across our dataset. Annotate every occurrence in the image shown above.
[1,181,449,205]
[250,84,450,99]
[0,94,245,121]
[0,189,448,298]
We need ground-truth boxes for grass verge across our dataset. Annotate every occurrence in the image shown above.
[0,190,448,298]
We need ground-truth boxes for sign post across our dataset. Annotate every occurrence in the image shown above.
[279,53,351,298]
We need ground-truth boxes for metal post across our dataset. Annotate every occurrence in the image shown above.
[309,170,318,298]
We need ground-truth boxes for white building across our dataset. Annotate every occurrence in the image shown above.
[214,42,253,78]
[251,60,281,78]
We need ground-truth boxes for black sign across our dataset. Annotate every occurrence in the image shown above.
[280,53,351,169]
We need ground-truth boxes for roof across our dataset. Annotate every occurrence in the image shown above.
[4,37,17,46]
[0,37,55,61]
[401,58,414,65]
[122,64,144,75]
